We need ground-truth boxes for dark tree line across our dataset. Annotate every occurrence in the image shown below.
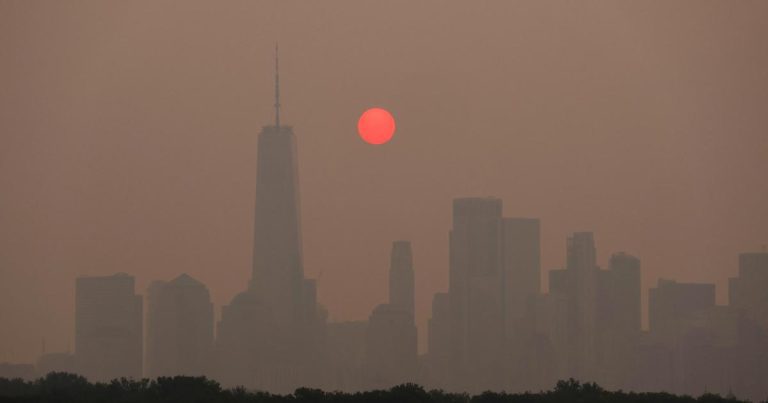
[0,373,757,403]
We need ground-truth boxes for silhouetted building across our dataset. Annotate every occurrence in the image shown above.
[215,288,274,387]
[729,252,768,332]
[632,333,674,393]
[389,241,414,318]
[566,232,599,381]
[425,292,450,389]
[75,273,142,381]
[646,279,715,394]
[725,251,768,401]
[448,197,505,391]
[363,304,417,389]
[607,252,642,334]
[499,218,541,391]
[649,279,715,343]
[674,306,747,396]
[362,240,418,389]
[146,274,213,378]
[249,123,303,326]
[548,232,599,381]
[439,200,543,391]
[594,252,641,389]
[325,321,367,392]
[636,269,768,400]
[531,292,570,387]
[501,218,540,335]
[214,49,325,392]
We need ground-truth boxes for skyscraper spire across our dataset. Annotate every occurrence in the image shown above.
[274,42,281,129]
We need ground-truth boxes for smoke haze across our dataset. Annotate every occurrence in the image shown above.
[1,1,767,367]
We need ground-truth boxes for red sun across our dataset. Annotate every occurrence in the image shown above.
[357,107,396,145]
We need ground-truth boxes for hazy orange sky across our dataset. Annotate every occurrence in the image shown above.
[1,1,767,362]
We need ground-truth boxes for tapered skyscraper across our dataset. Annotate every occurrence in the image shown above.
[215,47,324,391]
[250,45,305,325]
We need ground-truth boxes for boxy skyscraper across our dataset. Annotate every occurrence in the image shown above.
[75,273,142,381]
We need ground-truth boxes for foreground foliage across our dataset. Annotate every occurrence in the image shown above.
[0,373,756,403]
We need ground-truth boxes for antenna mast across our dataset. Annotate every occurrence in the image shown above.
[274,43,281,129]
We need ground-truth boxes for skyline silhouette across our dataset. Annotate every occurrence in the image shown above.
[1,1,768,401]
[3,53,768,400]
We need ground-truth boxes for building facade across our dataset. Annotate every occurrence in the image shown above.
[75,273,142,381]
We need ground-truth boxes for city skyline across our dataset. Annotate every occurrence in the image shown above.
[14,202,767,397]
[2,60,767,396]
[1,3,767,397]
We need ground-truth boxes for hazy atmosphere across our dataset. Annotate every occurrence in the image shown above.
[2,0,767,373]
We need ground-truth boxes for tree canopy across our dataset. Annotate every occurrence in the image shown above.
[0,374,755,403]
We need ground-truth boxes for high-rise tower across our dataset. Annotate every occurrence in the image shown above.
[363,241,417,389]
[729,252,768,332]
[250,44,305,325]
[146,274,213,378]
[75,273,142,381]
[389,241,414,318]
[215,47,324,392]
[501,218,540,334]
[448,197,505,391]
[548,232,599,381]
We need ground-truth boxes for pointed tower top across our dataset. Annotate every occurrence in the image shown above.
[274,42,281,129]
